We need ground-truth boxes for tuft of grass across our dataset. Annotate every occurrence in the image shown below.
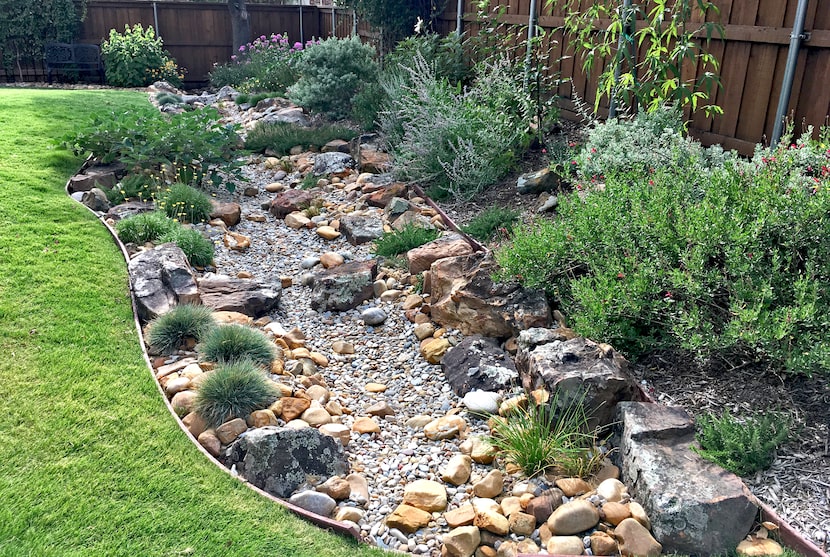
[300,172,319,190]
[461,206,520,242]
[156,182,214,224]
[694,410,791,476]
[115,210,177,244]
[160,226,215,267]
[106,172,158,205]
[244,121,357,154]
[147,304,217,354]
[199,324,277,368]
[488,390,602,478]
[194,360,280,428]
[0,88,388,556]
[372,223,439,257]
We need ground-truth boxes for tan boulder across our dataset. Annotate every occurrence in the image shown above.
[469,435,497,464]
[280,397,311,421]
[443,525,481,557]
[402,479,447,512]
[346,473,370,503]
[197,429,221,457]
[555,477,593,497]
[305,384,330,404]
[364,382,387,393]
[596,478,626,502]
[317,476,351,500]
[402,294,424,309]
[223,231,251,250]
[444,503,476,528]
[423,414,467,440]
[316,226,340,240]
[170,390,196,415]
[736,538,784,557]
[420,337,451,364]
[499,496,522,518]
[301,407,332,426]
[414,322,437,340]
[600,501,630,525]
[318,423,351,446]
[474,509,509,536]
[285,211,311,229]
[508,511,536,536]
[547,500,600,535]
[182,411,207,438]
[335,506,364,523]
[615,518,662,557]
[320,251,345,268]
[386,504,431,533]
[441,454,472,486]
[215,418,247,445]
[546,535,585,555]
[352,416,381,434]
[247,409,277,428]
[590,531,618,556]
[407,234,474,275]
[628,501,651,530]
[332,340,355,354]
[473,469,504,499]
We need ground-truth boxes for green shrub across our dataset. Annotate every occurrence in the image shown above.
[694,410,791,476]
[194,360,280,428]
[496,127,830,373]
[106,173,158,205]
[115,210,176,244]
[160,226,214,267]
[244,121,357,154]
[381,54,532,199]
[62,107,244,191]
[156,183,213,223]
[199,324,277,368]
[488,391,601,478]
[461,206,520,242]
[146,304,216,354]
[288,36,378,119]
[372,224,439,257]
[210,33,306,93]
[100,24,184,87]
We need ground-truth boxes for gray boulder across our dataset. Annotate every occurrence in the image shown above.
[516,333,640,430]
[289,490,337,517]
[263,106,309,127]
[312,152,356,177]
[227,426,348,499]
[198,274,281,317]
[517,167,560,195]
[616,402,758,556]
[80,188,110,212]
[106,201,154,222]
[427,252,551,338]
[310,259,378,312]
[340,211,384,245]
[128,243,199,321]
[68,163,123,193]
[441,336,519,396]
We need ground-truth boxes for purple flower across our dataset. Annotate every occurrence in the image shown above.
[293,42,303,50]
[239,45,245,52]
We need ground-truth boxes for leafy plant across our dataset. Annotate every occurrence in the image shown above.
[159,226,214,267]
[299,173,319,191]
[488,390,601,478]
[62,106,244,191]
[199,324,277,368]
[244,121,357,155]
[372,223,439,257]
[340,0,447,48]
[156,182,214,224]
[461,206,520,242]
[146,304,217,354]
[100,24,184,88]
[496,125,830,373]
[194,360,280,428]
[551,0,723,116]
[115,210,177,244]
[106,173,158,205]
[693,410,791,476]
[210,33,309,93]
[288,36,378,119]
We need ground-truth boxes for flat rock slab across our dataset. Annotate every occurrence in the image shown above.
[310,259,378,312]
[106,201,154,222]
[616,402,758,556]
[128,243,199,321]
[441,335,519,396]
[198,274,281,317]
[269,190,317,218]
[227,426,348,499]
[407,233,473,275]
[339,211,384,245]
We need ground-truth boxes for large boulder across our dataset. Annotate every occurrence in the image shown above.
[269,189,317,218]
[427,252,551,338]
[339,210,384,245]
[67,163,123,193]
[516,167,561,195]
[226,426,348,498]
[128,243,199,321]
[406,233,474,275]
[106,201,154,222]
[198,274,281,317]
[366,182,407,208]
[210,200,241,227]
[310,259,378,312]
[312,152,355,177]
[516,331,640,430]
[616,402,758,556]
[441,336,519,396]
[80,188,110,213]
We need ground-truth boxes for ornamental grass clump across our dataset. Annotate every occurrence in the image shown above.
[488,390,602,478]
[115,210,177,244]
[372,223,439,257]
[159,226,214,267]
[194,360,280,428]
[461,206,520,242]
[156,182,214,224]
[244,121,357,154]
[694,410,791,476]
[106,173,158,205]
[146,304,216,354]
[199,324,277,368]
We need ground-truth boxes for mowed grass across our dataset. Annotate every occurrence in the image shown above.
[0,88,386,557]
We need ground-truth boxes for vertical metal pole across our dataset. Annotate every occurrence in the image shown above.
[153,2,160,36]
[332,6,336,37]
[352,8,358,37]
[299,5,304,45]
[609,0,632,118]
[772,0,810,146]
[456,0,463,37]
[524,0,538,90]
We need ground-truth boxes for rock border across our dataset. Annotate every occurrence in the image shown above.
[65,158,828,557]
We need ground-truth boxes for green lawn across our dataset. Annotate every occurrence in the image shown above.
[0,88,386,557]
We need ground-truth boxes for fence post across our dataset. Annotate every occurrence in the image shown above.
[456,0,463,37]
[352,9,358,37]
[771,0,810,146]
[523,0,538,89]
[299,5,304,44]
[332,6,336,37]
[153,2,160,36]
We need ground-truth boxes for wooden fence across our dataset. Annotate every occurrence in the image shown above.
[437,0,830,153]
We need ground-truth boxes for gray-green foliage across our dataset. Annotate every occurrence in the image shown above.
[372,223,439,257]
[147,304,217,353]
[199,324,277,368]
[156,182,214,224]
[194,360,280,428]
[288,36,378,119]
[115,211,177,245]
[694,410,791,476]
[159,226,214,267]
[380,54,532,199]
[461,206,520,242]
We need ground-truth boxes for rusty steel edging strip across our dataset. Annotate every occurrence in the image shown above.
[64,163,365,543]
[410,184,488,254]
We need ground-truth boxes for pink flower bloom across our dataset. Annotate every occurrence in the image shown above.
[294,42,303,50]
[239,45,245,52]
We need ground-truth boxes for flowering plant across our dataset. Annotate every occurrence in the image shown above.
[210,33,317,94]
